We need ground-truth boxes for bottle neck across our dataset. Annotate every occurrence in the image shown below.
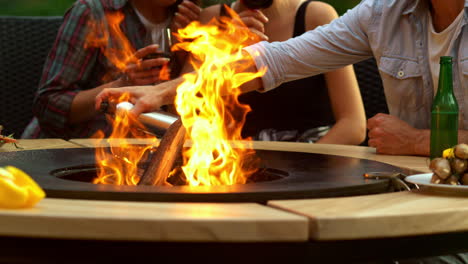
[436,61,453,94]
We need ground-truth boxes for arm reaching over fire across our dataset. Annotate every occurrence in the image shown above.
[97,4,266,117]
[96,77,184,116]
[196,0,365,145]
[95,53,263,116]
[97,0,468,157]
[69,44,172,124]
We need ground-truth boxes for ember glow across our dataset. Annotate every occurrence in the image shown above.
[91,7,265,186]
[173,7,266,186]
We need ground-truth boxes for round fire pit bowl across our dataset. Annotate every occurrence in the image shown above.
[0,147,405,203]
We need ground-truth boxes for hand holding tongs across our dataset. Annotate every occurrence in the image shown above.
[363,172,419,192]
[100,100,178,137]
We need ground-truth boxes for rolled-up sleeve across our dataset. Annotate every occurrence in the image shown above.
[244,0,376,91]
[33,1,98,137]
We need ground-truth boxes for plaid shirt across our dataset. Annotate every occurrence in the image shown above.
[22,0,149,139]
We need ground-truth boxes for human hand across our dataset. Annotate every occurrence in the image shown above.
[367,113,427,155]
[121,44,171,86]
[237,9,269,41]
[171,0,202,31]
[96,77,183,116]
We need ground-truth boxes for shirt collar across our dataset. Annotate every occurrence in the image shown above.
[402,0,424,15]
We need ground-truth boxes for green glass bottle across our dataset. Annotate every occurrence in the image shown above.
[430,56,459,159]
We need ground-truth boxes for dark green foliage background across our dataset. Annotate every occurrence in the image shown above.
[0,0,360,16]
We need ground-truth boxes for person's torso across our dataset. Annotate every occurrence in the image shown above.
[239,0,333,138]
[31,0,148,139]
[366,0,468,129]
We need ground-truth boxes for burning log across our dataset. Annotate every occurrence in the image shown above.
[138,118,186,186]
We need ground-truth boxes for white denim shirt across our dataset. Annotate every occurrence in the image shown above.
[244,0,468,130]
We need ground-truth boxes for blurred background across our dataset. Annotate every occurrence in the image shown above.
[1,0,360,16]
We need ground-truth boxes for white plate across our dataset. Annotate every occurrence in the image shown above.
[405,173,468,194]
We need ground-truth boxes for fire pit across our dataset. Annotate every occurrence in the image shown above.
[0,12,408,204]
[0,146,406,203]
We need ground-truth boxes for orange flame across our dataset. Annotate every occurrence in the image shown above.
[93,93,158,186]
[173,6,266,186]
[85,12,137,72]
[159,59,171,81]
[92,7,265,186]
[85,12,159,185]
[85,11,170,82]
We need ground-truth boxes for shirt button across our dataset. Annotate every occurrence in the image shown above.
[397,71,405,77]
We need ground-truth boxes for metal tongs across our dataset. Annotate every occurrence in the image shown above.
[100,101,178,137]
[99,100,186,186]
[363,172,419,192]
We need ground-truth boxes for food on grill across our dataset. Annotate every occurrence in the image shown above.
[430,173,443,184]
[454,143,468,159]
[445,175,459,185]
[429,144,468,185]
[450,158,468,174]
[429,158,451,179]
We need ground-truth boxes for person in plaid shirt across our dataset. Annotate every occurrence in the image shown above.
[22,0,201,139]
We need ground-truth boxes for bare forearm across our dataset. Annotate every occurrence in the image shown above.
[411,129,468,156]
[239,76,263,94]
[238,55,264,94]
[95,53,263,117]
[411,129,430,156]
[317,118,366,145]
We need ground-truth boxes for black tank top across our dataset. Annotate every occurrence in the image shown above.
[222,1,335,138]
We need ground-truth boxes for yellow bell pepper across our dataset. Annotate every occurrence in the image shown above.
[442,148,455,159]
[0,166,45,209]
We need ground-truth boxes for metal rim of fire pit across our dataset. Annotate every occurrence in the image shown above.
[0,147,406,203]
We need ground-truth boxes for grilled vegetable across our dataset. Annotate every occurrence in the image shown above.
[461,173,468,185]
[430,173,443,184]
[450,158,468,174]
[445,175,460,185]
[454,144,468,159]
[429,158,451,179]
